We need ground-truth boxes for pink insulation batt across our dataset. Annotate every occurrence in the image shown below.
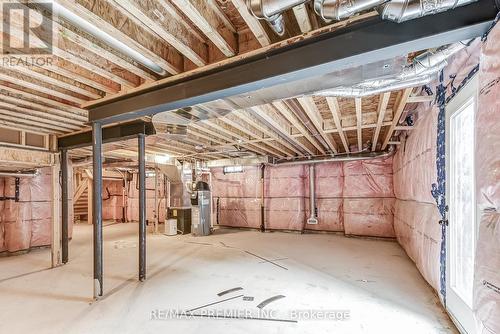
[474,22,500,334]
[126,173,166,223]
[211,156,395,237]
[0,167,74,254]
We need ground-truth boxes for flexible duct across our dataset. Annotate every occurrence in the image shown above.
[378,0,477,23]
[314,0,388,20]
[246,0,307,35]
[315,41,466,97]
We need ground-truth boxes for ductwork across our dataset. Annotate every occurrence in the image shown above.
[314,41,466,97]
[378,0,478,23]
[247,0,479,35]
[314,0,388,21]
[246,0,307,35]
[276,145,395,165]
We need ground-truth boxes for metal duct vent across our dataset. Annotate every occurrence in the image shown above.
[246,0,479,35]
[152,102,233,137]
[246,0,307,35]
[378,0,478,23]
[314,41,467,97]
[314,0,389,21]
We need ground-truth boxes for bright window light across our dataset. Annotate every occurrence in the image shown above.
[223,165,243,174]
[154,154,171,164]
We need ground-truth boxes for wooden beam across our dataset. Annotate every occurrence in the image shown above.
[297,97,338,154]
[194,122,272,157]
[112,0,208,66]
[293,4,312,33]
[218,114,293,157]
[57,0,183,75]
[0,109,80,132]
[407,95,434,103]
[3,22,137,88]
[231,0,271,47]
[17,0,156,82]
[243,107,313,156]
[355,97,362,151]
[171,0,237,57]
[237,108,304,155]
[324,121,393,133]
[0,84,86,116]
[8,63,101,99]
[0,71,86,105]
[372,92,391,151]
[0,93,87,123]
[44,63,117,94]
[273,101,326,155]
[325,97,349,153]
[394,125,414,131]
[382,88,412,150]
[0,119,53,134]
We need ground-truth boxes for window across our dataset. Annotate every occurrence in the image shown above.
[223,165,244,174]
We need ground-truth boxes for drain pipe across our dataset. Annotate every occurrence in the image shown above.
[307,164,318,225]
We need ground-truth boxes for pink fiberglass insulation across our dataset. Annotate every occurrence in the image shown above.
[474,22,500,334]
[211,166,262,229]
[343,156,394,198]
[218,198,261,229]
[102,180,125,221]
[344,198,395,238]
[126,173,167,223]
[305,162,344,232]
[393,200,441,291]
[211,157,395,236]
[264,165,307,231]
[391,40,483,293]
[0,167,74,254]
[392,103,442,291]
[0,178,4,252]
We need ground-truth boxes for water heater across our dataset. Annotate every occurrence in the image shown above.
[190,181,212,236]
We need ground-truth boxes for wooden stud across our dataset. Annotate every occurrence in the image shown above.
[171,0,237,57]
[382,88,412,150]
[372,92,391,151]
[231,0,271,47]
[297,97,338,154]
[325,97,349,153]
[293,4,312,33]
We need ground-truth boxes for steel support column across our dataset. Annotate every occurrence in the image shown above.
[92,122,103,298]
[138,134,146,281]
[61,148,69,264]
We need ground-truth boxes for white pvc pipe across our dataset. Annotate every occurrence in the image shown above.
[48,2,165,75]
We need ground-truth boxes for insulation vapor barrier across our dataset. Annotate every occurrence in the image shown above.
[474,21,500,334]
[0,167,74,254]
[211,156,395,237]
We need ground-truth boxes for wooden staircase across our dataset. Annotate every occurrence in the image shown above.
[73,178,91,223]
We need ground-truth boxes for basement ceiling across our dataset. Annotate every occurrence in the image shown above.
[0,0,438,162]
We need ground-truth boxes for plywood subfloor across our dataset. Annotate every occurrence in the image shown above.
[0,223,456,333]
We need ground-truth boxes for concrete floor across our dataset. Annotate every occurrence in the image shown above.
[0,223,457,334]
